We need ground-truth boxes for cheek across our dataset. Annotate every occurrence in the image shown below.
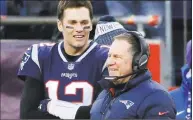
[64,31,73,38]
[115,62,122,71]
[121,60,132,72]
[84,31,90,37]
[63,33,74,43]
[126,61,133,72]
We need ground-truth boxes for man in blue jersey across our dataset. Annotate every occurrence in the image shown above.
[90,31,176,119]
[170,40,192,120]
[18,0,109,119]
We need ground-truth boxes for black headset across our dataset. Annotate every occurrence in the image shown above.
[125,31,150,72]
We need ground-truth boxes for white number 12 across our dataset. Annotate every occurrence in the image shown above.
[46,81,94,106]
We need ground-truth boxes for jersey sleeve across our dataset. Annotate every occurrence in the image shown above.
[17,44,42,81]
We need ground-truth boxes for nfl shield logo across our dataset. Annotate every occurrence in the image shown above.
[68,63,74,70]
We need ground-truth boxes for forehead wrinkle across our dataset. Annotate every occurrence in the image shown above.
[110,43,129,55]
[63,8,90,21]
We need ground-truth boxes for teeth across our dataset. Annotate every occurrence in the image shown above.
[74,35,84,38]
[111,69,116,71]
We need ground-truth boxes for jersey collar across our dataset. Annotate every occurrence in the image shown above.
[58,41,98,62]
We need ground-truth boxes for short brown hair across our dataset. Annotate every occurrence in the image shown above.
[57,0,93,20]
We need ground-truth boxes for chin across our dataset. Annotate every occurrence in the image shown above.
[109,72,120,76]
[76,40,87,46]
[75,44,83,47]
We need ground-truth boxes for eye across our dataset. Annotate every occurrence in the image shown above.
[81,20,89,25]
[68,20,77,25]
[114,54,118,58]
[113,54,122,59]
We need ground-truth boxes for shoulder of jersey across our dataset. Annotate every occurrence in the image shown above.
[95,44,109,60]
[95,44,109,51]
[100,45,110,49]
[27,42,57,59]
[38,42,57,56]
[99,44,109,53]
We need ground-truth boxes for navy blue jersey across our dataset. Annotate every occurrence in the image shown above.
[18,41,108,106]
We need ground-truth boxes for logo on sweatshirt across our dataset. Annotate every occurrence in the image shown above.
[20,53,30,70]
[119,100,134,109]
[158,111,169,116]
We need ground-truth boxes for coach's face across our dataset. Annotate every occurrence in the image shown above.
[57,7,92,49]
[107,39,133,85]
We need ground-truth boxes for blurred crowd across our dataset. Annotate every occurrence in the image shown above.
[0,0,172,40]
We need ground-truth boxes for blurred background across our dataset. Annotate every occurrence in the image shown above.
[0,0,192,119]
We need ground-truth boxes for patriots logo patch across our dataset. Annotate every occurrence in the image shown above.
[20,53,30,70]
[119,100,134,109]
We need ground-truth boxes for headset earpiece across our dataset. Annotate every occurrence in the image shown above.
[126,31,149,71]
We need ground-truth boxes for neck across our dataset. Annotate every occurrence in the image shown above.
[63,41,89,56]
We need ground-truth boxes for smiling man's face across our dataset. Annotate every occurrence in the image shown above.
[57,7,92,49]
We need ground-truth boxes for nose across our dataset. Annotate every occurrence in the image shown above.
[74,23,83,32]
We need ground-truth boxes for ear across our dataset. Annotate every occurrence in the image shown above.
[57,19,63,32]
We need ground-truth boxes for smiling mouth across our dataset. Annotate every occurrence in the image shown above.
[73,35,85,39]
[109,68,118,71]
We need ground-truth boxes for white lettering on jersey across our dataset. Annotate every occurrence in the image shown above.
[61,73,78,79]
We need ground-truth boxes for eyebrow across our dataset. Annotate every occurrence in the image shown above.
[67,19,89,22]
[108,53,123,57]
